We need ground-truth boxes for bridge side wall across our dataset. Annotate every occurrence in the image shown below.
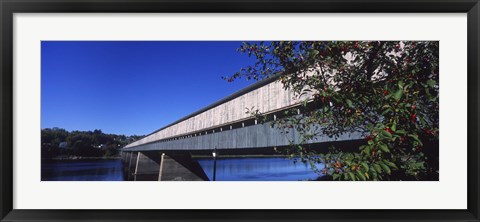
[123,123,362,152]
[126,79,312,148]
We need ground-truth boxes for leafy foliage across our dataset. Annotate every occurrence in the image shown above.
[225,41,439,181]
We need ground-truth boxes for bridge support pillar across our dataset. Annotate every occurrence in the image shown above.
[123,151,209,181]
[134,152,161,181]
[158,153,209,181]
[121,151,137,181]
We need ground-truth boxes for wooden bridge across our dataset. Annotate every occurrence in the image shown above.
[121,75,362,181]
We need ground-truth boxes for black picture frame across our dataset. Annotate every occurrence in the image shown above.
[1,0,479,221]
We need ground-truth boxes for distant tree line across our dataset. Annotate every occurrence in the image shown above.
[41,127,144,159]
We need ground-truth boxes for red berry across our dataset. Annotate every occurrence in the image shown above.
[385,127,393,134]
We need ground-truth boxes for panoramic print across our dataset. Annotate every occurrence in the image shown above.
[41,41,439,181]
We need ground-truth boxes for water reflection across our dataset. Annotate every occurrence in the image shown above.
[198,157,323,181]
[41,159,124,181]
[41,157,323,181]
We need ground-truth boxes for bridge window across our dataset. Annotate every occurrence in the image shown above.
[230,122,242,129]
[244,118,255,127]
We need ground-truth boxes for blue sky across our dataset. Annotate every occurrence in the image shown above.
[41,41,256,136]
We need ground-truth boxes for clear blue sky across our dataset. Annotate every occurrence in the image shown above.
[41,41,256,136]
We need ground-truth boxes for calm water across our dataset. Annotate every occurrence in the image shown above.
[42,159,124,181]
[41,157,323,181]
[198,157,323,181]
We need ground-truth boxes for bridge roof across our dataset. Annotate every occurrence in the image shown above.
[125,73,288,148]
[145,74,280,138]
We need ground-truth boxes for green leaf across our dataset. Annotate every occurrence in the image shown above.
[427,79,436,87]
[381,109,392,116]
[380,163,391,174]
[369,168,378,180]
[383,160,398,169]
[346,99,353,108]
[392,89,403,101]
[381,130,392,140]
[333,174,340,181]
[408,134,423,146]
[373,164,382,173]
[362,146,372,155]
[413,161,426,169]
[361,162,369,172]
[391,121,397,132]
[378,143,390,153]
[348,172,356,181]
[356,171,366,181]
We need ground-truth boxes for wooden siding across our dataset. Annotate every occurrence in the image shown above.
[123,123,362,151]
[126,79,311,148]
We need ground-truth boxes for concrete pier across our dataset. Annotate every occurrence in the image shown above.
[121,151,209,181]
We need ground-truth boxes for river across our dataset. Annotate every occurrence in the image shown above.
[42,159,125,181]
[41,157,324,181]
[197,157,323,181]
